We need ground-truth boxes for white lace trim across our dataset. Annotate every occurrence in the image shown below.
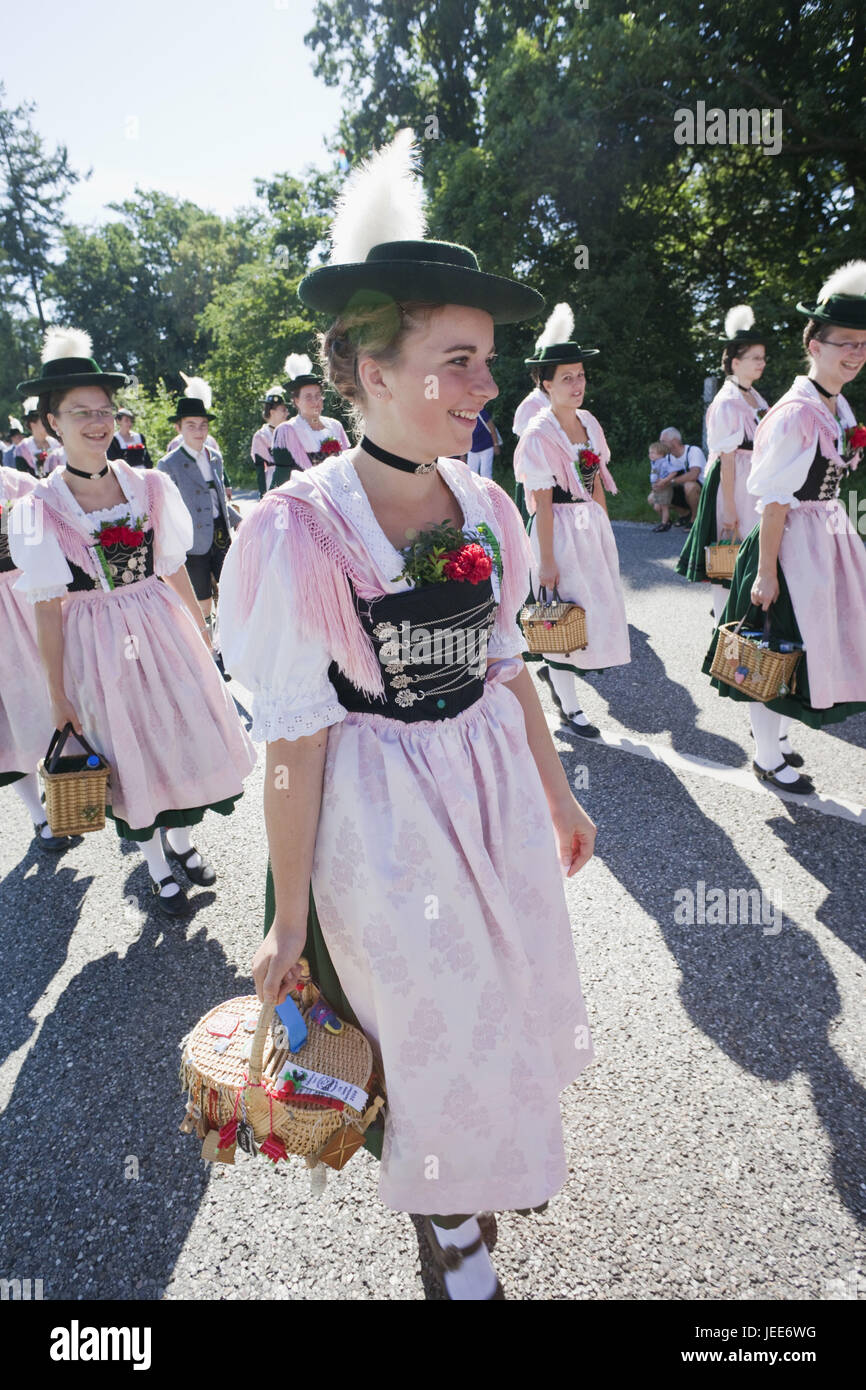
[251,697,347,744]
[327,453,488,583]
[25,583,69,605]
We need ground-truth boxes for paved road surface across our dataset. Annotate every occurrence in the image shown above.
[1,516,863,1301]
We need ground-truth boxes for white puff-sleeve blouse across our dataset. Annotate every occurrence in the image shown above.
[747,385,854,512]
[149,471,194,577]
[217,508,348,744]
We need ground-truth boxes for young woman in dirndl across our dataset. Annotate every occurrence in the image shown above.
[219,132,596,1301]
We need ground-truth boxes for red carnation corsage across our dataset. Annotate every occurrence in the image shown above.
[442,543,493,584]
[319,438,342,457]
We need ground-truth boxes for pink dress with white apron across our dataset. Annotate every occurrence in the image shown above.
[9,461,256,837]
[746,376,866,709]
[514,407,630,671]
[0,467,53,780]
[218,453,595,1214]
[706,378,769,538]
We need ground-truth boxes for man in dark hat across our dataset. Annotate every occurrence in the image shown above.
[157,383,236,680]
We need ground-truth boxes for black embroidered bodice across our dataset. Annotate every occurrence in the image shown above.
[67,528,155,592]
[794,443,851,503]
[550,484,586,504]
[576,458,600,492]
[328,576,497,723]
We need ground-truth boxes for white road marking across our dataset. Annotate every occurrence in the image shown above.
[550,721,866,826]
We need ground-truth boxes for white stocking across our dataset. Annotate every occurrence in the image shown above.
[777,715,795,752]
[430,1216,498,1299]
[165,825,202,870]
[137,831,180,896]
[749,704,800,784]
[711,585,728,623]
[547,665,580,716]
[14,772,46,827]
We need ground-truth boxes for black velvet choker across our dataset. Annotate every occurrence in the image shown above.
[360,435,438,475]
[810,378,836,400]
[65,462,110,479]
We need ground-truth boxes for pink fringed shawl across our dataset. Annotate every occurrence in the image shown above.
[515,407,617,515]
[231,461,531,698]
[754,377,855,471]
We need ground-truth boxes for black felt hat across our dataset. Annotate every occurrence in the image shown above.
[17,327,130,396]
[285,374,322,394]
[719,305,764,346]
[172,397,216,423]
[796,261,866,326]
[524,341,599,366]
[300,239,543,325]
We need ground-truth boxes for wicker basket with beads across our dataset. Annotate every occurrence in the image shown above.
[179,958,385,1171]
[709,614,802,703]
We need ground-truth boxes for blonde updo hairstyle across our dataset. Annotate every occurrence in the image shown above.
[318,298,441,435]
[802,318,836,365]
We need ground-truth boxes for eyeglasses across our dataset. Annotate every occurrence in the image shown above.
[59,408,116,422]
[823,341,866,354]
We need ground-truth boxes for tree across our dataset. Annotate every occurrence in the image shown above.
[0,82,84,330]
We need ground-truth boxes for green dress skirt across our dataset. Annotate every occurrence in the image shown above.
[676,458,725,585]
[701,528,866,728]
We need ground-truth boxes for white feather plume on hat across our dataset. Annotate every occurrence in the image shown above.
[329,128,427,266]
[8,415,23,432]
[535,303,574,352]
[264,382,286,397]
[283,353,313,379]
[22,397,38,415]
[724,305,755,339]
[41,326,93,362]
[818,259,866,303]
[179,373,212,410]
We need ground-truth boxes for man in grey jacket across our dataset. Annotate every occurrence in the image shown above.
[157,390,238,678]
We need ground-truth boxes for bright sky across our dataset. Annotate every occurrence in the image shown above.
[1,0,338,225]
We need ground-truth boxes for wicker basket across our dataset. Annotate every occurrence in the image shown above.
[39,724,110,835]
[705,540,740,579]
[179,959,385,1171]
[521,584,588,654]
[709,614,802,702]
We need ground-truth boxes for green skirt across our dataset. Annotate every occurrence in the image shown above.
[676,458,724,585]
[106,792,243,842]
[701,529,866,728]
[264,863,385,1160]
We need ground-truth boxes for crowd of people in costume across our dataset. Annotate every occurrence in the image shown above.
[1,127,864,1300]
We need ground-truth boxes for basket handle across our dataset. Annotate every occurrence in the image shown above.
[537,584,565,606]
[248,956,314,1084]
[44,723,105,774]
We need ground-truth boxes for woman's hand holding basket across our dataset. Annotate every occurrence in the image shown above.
[253,923,308,1005]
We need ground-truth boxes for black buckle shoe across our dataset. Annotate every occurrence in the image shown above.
[166,844,216,887]
[752,760,814,795]
[150,873,188,916]
[33,821,72,853]
[562,712,601,738]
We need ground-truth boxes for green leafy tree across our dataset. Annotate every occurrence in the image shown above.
[0,81,85,330]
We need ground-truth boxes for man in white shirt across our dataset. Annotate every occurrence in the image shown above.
[648,427,705,530]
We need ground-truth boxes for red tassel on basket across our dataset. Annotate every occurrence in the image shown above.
[218,1119,238,1150]
[259,1135,288,1164]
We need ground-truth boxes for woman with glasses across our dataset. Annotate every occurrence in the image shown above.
[513,303,630,738]
[703,261,866,792]
[9,328,256,913]
[677,306,770,622]
[271,354,351,486]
